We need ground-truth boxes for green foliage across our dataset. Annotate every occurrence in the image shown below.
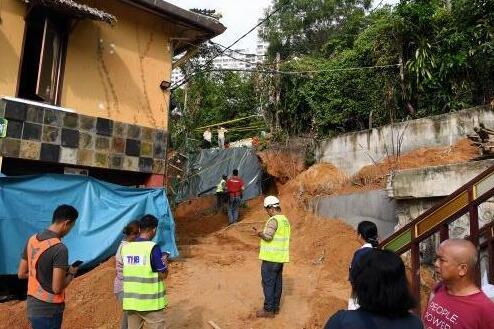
[175,1,494,142]
[170,71,265,152]
[259,0,494,136]
[261,0,372,58]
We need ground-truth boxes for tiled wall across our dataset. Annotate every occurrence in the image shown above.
[0,99,167,174]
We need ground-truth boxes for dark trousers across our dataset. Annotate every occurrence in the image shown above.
[261,260,284,312]
[227,195,241,224]
[29,313,63,329]
[216,192,227,210]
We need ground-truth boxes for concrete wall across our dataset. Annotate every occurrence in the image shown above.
[316,106,494,175]
[313,190,397,238]
[0,0,25,97]
[389,161,494,264]
[389,159,494,199]
[0,0,172,129]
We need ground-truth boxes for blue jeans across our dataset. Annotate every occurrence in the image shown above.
[227,195,241,224]
[261,261,284,312]
[29,313,63,329]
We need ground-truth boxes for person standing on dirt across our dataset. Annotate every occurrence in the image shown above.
[216,175,228,212]
[226,169,244,224]
[348,221,379,310]
[114,220,140,329]
[253,196,291,318]
[17,205,80,329]
[121,215,168,329]
[423,239,494,329]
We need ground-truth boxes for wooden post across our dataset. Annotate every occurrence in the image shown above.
[488,229,494,285]
[410,242,421,313]
[469,201,481,286]
[487,238,494,284]
[439,224,449,242]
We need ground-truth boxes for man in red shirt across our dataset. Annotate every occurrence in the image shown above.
[423,239,494,329]
[226,169,244,224]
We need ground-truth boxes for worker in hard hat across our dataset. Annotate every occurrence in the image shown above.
[253,196,291,318]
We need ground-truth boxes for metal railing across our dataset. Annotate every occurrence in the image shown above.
[380,164,494,311]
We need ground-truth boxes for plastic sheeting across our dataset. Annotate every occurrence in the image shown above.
[175,148,262,202]
[0,174,178,275]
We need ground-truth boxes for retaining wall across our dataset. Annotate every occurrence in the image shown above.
[313,190,397,238]
[316,106,494,175]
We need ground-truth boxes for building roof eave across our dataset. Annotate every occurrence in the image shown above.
[23,0,117,24]
[122,0,226,38]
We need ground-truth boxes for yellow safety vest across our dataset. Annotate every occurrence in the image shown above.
[216,179,226,193]
[121,241,167,311]
[259,214,291,263]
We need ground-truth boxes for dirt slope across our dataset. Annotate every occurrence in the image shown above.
[1,140,474,328]
[0,192,357,329]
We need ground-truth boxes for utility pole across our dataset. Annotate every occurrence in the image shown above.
[183,83,189,178]
[275,52,281,132]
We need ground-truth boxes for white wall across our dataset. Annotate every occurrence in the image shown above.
[316,106,494,175]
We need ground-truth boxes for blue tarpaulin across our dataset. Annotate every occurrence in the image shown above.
[0,174,178,275]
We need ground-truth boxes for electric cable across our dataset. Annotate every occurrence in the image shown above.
[171,0,290,90]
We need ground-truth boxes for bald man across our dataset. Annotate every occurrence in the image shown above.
[423,239,494,329]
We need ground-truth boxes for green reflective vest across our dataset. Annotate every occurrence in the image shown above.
[259,214,291,263]
[121,241,167,311]
[216,179,226,193]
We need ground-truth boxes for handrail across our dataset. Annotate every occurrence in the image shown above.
[380,166,494,254]
[380,164,494,311]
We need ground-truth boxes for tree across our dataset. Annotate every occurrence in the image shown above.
[259,0,494,136]
[260,0,372,59]
[170,71,263,152]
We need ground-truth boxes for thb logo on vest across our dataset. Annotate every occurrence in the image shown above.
[124,255,147,266]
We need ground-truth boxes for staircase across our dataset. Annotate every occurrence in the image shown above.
[380,164,494,311]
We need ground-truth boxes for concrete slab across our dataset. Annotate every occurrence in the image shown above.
[313,189,397,238]
[389,159,494,199]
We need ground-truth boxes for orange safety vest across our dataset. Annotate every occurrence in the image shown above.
[26,234,65,303]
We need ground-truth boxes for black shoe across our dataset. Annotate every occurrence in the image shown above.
[256,309,275,318]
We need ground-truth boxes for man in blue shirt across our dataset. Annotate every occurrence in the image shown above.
[134,216,168,273]
[123,214,169,329]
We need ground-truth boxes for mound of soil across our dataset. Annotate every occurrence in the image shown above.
[257,150,306,184]
[282,139,479,201]
[2,139,468,328]
[283,163,348,196]
[350,138,478,191]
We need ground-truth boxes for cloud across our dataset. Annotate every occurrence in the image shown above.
[167,0,271,51]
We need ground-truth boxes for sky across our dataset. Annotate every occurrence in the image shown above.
[167,0,399,53]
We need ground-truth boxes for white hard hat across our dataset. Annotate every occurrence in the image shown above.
[264,195,280,208]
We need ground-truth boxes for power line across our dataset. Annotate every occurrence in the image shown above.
[192,63,400,77]
[372,0,386,12]
[209,41,267,57]
[171,1,289,90]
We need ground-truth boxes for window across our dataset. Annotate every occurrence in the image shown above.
[17,7,68,105]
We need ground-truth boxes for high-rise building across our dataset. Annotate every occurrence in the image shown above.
[172,28,269,87]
